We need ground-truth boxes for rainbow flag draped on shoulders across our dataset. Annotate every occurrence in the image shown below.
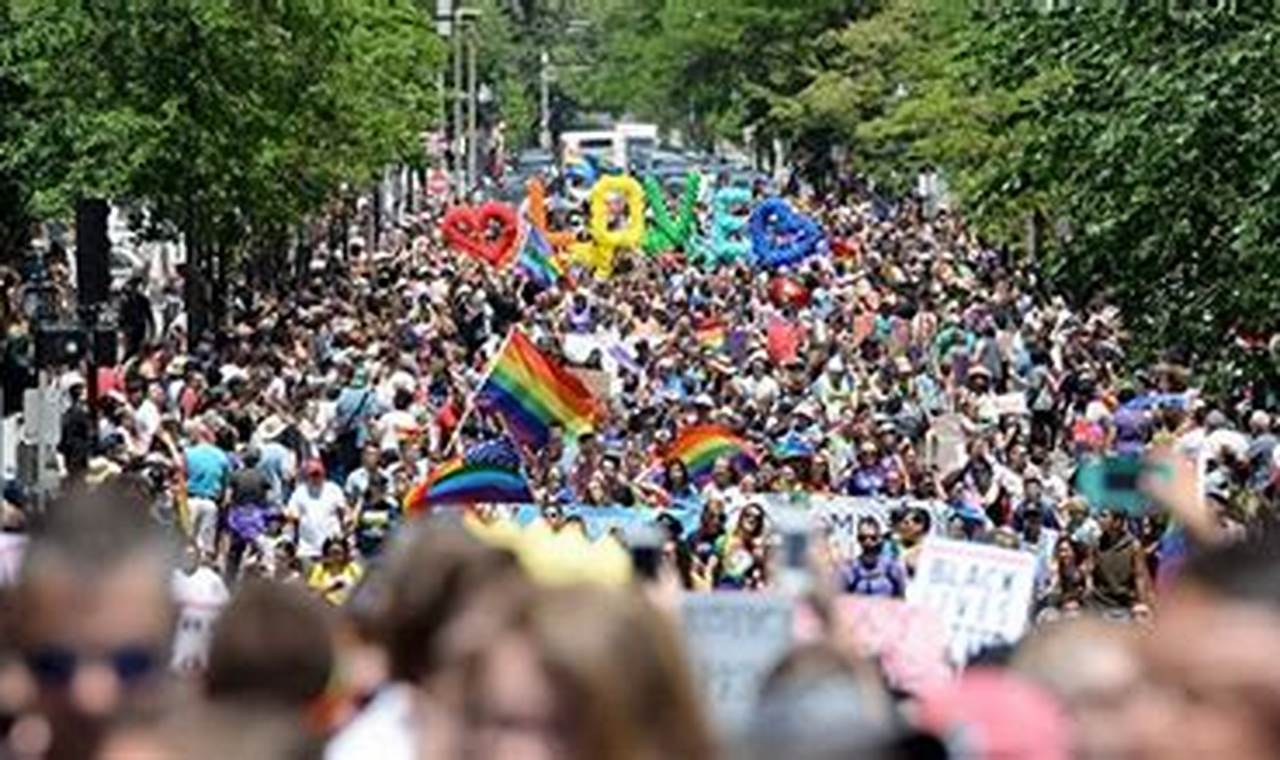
[480,329,604,448]
[665,424,759,483]
[404,437,533,515]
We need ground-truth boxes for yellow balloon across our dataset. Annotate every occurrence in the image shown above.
[569,240,617,280]
[589,175,646,251]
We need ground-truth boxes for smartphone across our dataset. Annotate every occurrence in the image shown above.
[1076,455,1169,514]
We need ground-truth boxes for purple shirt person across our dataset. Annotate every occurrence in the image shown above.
[845,444,887,496]
[842,517,907,597]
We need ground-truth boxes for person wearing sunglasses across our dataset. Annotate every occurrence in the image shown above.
[842,516,907,598]
[12,485,178,758]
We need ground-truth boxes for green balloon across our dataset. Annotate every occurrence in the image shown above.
[642,172,701,256]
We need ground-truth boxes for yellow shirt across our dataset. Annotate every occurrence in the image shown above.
[307,560,363,605]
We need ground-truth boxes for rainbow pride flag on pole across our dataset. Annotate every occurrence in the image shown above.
[516,223,565,289]
[665,424,759,483]
[404,438,533,515]
[694,319,727,351]
[480,329,604,447]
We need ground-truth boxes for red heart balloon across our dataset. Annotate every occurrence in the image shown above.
[441,202,519,267]
[769,276,809,308]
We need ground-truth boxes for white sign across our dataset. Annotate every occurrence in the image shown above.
[170,568,230,675]
[907,537,1036,666]
[680,593,793,731]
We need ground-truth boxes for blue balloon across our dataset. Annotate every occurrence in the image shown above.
[749,197,825,269]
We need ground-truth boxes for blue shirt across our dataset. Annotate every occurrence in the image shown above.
[842,553,907,597]
[185,443,231,500]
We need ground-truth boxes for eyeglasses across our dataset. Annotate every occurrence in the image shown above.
[25,645,158,688]
[857,533,881,544]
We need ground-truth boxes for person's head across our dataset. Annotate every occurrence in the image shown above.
[378,523,523,686]
[459,584,715,760]
[1098,509,1127,538]
[204,580,333,712]
[302,459,326,489]
[711,457,734,487]
[360,443,380,472]
[898,506,932,543]
[665,459,689,489]
[542,504,566,531]
[321,537,349,568]
[1130,533,1280,760]
[856,517,884,559]
[15,485,177,754]
[737,503,766,539]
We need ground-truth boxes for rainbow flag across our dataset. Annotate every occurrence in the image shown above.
[480,330,604,447]
[516,223,565,289]
[404,438,532,515]
[694,320,727,351]
[665,424,759,483]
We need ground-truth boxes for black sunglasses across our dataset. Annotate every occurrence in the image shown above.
[25,645,158,688]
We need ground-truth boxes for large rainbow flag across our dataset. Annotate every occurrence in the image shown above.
[665,424,759,483]
[405,438,533,514]
[480,329,604,447]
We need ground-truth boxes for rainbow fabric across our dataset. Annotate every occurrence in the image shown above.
[694,320,727,351]
[404,438,533,514]
[666,424,759,483]
[480,330,603,447]
[517,223,564,289]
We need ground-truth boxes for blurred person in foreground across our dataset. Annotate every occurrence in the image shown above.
[326,522,524,760]
[1129,531,1280,760]
[9,483,178,758]
[741,642,934,760]
[457,583,716,760]
[96,701,322,760]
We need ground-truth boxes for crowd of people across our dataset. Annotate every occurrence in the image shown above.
[2,166,1280,758]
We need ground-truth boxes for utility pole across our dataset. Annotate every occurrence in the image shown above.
[466,25,478,195]
[539,49,552,150]
[452,12,465,194]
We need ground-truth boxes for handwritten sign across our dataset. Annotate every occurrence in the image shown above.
[907,538,1036,666]
[829,595,951,695]
[680,593,793,730]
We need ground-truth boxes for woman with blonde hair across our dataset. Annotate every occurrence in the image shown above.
[459,584,717,760]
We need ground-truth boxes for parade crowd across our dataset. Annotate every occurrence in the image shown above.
[2,170,1280,759]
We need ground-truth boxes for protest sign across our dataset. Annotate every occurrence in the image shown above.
[510,504,699,541]
[907,538,1037,666]
[927,413,969,475]
[829,595,951,695]
[681,593,793,730]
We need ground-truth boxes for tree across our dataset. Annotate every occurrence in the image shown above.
[1,0,443,342]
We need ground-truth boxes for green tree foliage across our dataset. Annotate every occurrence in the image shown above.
[1,0,442,336]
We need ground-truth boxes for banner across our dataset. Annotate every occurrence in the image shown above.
[906,537,1037,665]
[507,503,700,541]
[760,494,948,562]
[680,593,793,730]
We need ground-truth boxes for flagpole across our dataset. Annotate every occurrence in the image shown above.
[444,327,517,457]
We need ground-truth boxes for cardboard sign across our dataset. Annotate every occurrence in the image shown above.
[906,538,1037,666]
[829,595,951,695]
[680,593,794,731]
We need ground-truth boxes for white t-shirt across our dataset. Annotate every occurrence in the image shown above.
[325,684,417,760]
[288,482,347,558]
[170,566,230,674]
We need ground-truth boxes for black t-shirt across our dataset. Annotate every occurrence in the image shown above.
[229,467,269,506]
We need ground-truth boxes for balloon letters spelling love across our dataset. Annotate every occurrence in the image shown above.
[441,202,520,268]
[525,177,579,251]
[642,172,701,256]
[573,175,646,279]
[749,197,825,270]
[702,186,752,268]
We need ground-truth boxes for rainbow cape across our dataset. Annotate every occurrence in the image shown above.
[665,424,759,483]
[480,329,604,447]
[404,438,532,515]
